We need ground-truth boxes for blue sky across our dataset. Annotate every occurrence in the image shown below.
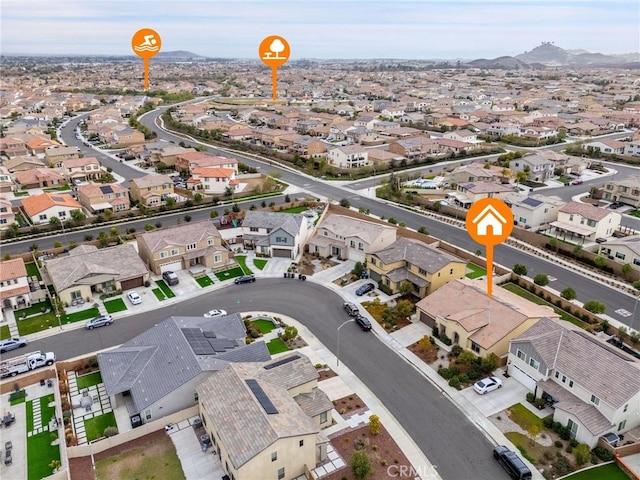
[2,0,638,59]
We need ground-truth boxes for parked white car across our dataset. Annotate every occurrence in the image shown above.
[204,309,227,318]
[473,376,503,395]
[127,291,142,305]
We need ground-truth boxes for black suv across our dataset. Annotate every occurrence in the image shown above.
[234,274,256,284]
[354,315,372,331]
[493,446,532,480]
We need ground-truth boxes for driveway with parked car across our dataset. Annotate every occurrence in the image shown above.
[460,373,531,417]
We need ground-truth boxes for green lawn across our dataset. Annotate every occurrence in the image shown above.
[501,283,587,328]
[40,394,55,426]
[43,185,71,192]
[253,258,268,270]
[563,463,628,480]
[629,210,640,218]
[16,305,99,335]
[154,280,176,298]
[103,298,127,314]
[27,431,60,480]
[26,398,34,431]
[0,324,10,340]
[266,337,290,355]
[84,412,117,442]
[152,288,166,301]
[252,319,277,334]
[196,275,214,288]
[235,255,253,274]
[62,307,100,323]
[504,431,547,465]
[280,206,308,213]
[76,371,103,390]
[215,266,244,281]
[15,299,53,317]
[508,403,547,431]
[466,263,487,279]
[25,262,41,279]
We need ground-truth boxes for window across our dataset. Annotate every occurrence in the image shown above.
[519,217,526,224]
[568,380,574,388]
[370,258,376,266]
[590,394,600,406]
[271,452,277,462]
[186,243,196,251]
[207,239,213,246]
[618,420,627,432]
[299,440,304,447]
[350,240,355,248]
[516,349,526,361]
[171,249,179,256]
[214,254,222,263]
[145,409,151,420]
[624,404,628,413]
[358,242,363,251]
[615,252,626,260]
[449,268,453,275]
[634,258,640,266]
[278,468,285,480]
[39,214,47,221]
[529,358,540,370]
[250,227,259,232]
[419,268,427,275]
[320,411,327,423]
[471,342,480,354]
[160,251,168,258]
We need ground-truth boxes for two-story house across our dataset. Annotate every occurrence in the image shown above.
[509,154,556,183]
[76,183,130,214]
[175,152,239,174]
[21,192,83,225]
[503,193,566,231]
[111,127,145,147]
[44,145,80,167]
[308,214,397,262]
[0,196,16,230]
[602,175,640,208]
[624,141,640,157]
[446,163,507,187]
[0,258,31,312]
[137,220,230,275]
[387,136,438,162]
[507,317,640,447]
[128,174,174,207]
[188,167,238,195]
[598,236,640,271]
[551,202,621,244]
[452,182,514,208]
[417,278,558,359]
[367,237,467,298]
[327,145,369,169]
[0,137,28,158]
[60,157,106,183]
[197,353,333,480]
[241,211,309,260]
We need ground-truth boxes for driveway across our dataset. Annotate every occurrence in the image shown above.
[459,372,530,417]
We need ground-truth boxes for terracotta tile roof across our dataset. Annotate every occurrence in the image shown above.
[0,258,27,281]
[0,285,30,300]
[192,167,235,179]
[14,168,65,185]
[21,192,82,217]
[559,202,613,221]
[62,157,100,168]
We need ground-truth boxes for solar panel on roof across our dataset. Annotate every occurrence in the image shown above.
[52,196,65,202]
[203,331,217,338]
[245,379,278,414]
[182,328,215,355]
[263,354,300,370]
[209,338,236,352]
[522,197,543,207]
[99,185,114,194]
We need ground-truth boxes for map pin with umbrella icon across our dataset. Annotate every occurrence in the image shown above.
[132,28,162,91]
[259,35,290,101]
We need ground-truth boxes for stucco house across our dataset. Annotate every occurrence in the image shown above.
[503,193,566,231]
[367,237,467,298]
[416,278,559,359]
[0,258,31,312]
[14,168,66,190]
[187,167,238,195]
[550,202,621,244]
[128,174,174,207]
[60,157,106,183]
[136,220,231,275]
[21,192,83,225]
[44,244,148,305]
[76,182,130,214]
[327,145,369,169]
[451,182,514,208]
[98,314,270,423]
[602,175,640,208]
[0,197,16,230]
[308,214,397,262]
[507,317,640,447]
[509,154,555,183]
[197,353,333,480]
[598,236,640,271]
[242,211,309,259]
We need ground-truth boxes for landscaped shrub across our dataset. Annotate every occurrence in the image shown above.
[467,367,482,380]
[551,457,573,477]
[448,376,461,389]
[593,446,614,461]
[554,440,563,448]
[457,374,469,384]
[104,426,118,437]
[565,445,573,453]
[450,345,463,357]
[543,416,554,428]
[569,439,578,448]
[526,392,535,404]
[574,444,591,465]
[438,367,459,380]
[440,334,452,346]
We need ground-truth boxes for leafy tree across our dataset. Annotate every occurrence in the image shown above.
[513,264,527,276]
[584,300,606,314]
[394,299,415,321]
[528,425,540,446]
[622,263,632,277]
[572,245,583,258]
[574,444,591,466]
[560,287,576,301]
[165,197,176,208]
[593,256,608,268]
[352,262,365,277]
[548,238,558,251]
[339,198,351,208]
[398,281,414,296]
[351,451,373,480]
[618,326,628,342]
[417,335,432,351]
[144,224,154,231]
[368,414,381,436]
[282,326,298,341]
[630,331,640,348]
[387,217,398,225]
[533,274,549,286]
[457,350,476,365]
[480,354,499,374]
[194,193,203,203]
[49,216,61,227]
[71,210,86,222]
[418,226,429,235]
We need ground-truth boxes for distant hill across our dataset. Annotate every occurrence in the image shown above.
[154,50,208,60]
[515,42,639,66]
[466,56,534,70]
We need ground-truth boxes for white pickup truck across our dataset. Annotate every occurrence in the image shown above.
[0,351,56,378]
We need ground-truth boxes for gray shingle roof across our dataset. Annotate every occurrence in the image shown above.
[512,318,640,409]
[371,237,465,274]
[138,220,221,253]
[294,388,333,419]
[97,314,270,414]
[242,211,304,237]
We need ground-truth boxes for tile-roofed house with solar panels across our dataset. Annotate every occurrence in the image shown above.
[196,353,333,480]
[21,192,84,225]
[76,182,130,214]
[503,192,566,231]
[97,314,271,424]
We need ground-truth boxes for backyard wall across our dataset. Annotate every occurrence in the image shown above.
[0,367,57,394]
[66,405,199,458]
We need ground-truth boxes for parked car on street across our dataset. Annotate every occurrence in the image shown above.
[354,315,372,331]
[127,291,142,305]
[493,445,532,480]
[234,275,256,284]
[473,376,503,395]
[0,337,28,353]
[85,315,113,330]
[355,282,375,296]
[204,309,227,318]
[570,179,583,185]
[343,302,360,317]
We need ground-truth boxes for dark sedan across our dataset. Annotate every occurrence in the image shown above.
[355,282,375,296]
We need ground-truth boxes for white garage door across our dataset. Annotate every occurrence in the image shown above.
[160,261,182,273]
[509,364,537,391]
[348,250,366,263]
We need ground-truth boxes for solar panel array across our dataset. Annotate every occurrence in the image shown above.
[245,379,278,414]
[263,354,300,370]
[522,197,543,207]
[100,185,114,194]
[182,328,215,355]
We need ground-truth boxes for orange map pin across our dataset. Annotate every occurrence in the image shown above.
[132,28,162,90]
[466,198,514,297]
[259,35,290,101]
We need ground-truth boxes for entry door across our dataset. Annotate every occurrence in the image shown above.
[567,419,578,439]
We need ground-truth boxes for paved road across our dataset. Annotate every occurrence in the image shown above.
[6,280,508,480]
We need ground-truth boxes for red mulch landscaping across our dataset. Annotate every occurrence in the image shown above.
[325,424,414,480]
[69,456,95,480]
[407,338,440,364]
[332,393,368,418]
[318,367,338,382]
